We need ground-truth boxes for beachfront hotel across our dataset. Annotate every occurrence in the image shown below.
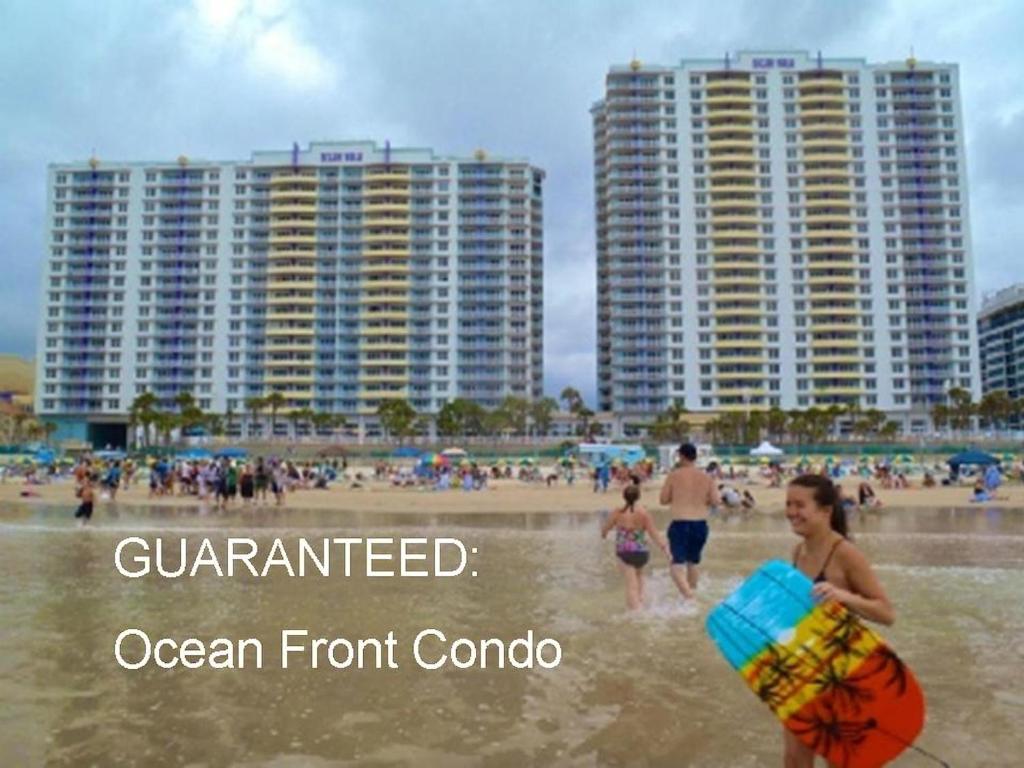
[593,50,979,433]
[37,141,544,445]
[978,284,1024,420]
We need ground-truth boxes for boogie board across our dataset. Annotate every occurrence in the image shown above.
[706,561,925,767]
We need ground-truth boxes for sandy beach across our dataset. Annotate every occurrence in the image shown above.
[4,469,1024,514]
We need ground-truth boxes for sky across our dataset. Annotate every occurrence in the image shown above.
[1,0,1022,406]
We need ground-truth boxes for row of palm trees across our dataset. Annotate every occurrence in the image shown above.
[127,392,355,447]
[114,384,1024,449]
[0,410,57,445]
[125,392,576,446]
[646,387,1024,445]
[931,387,1024,431]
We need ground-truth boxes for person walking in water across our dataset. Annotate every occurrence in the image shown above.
[783,474,894,766]
[601,484,669,610]
[74,477,95,527]
[659,443,719,600]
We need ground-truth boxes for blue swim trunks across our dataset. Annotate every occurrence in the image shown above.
[667,520,709,564]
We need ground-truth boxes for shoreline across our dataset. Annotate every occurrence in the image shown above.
[5,473,1024,515]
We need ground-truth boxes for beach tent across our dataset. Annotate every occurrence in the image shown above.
[177,447,212,460]
[34,448,56,465]
[947,450,999,470]
[214,447,248,459]
[391,446,422,458]
[749,441,783,457]
[580,443,646,467]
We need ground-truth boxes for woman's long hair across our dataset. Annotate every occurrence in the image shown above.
[622,483,640,513]
[789,474,848,538]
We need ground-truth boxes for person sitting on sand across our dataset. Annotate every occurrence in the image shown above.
[857,480,881,509]
[923,471,936,488]
[720,484,742,509]
[741,489,757,511]
[600,484,669,610]
[971,478,992,503]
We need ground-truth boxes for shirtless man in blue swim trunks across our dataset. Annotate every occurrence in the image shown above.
[659,443,720,600]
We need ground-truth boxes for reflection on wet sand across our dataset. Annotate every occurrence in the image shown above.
[1,503,1022,766]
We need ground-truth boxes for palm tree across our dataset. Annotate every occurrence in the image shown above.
[129,391,159,448]
[650,400,691,443]
[153,412,178,446]
[244,396,266,437]
[264,392,286,433]
[559,386,583,414]
[530,397,558,438]
[290,407,315,439]
[377,400,417,443]
[946,387,974,433]
[977,390,1014,431]
[311,411,333,438]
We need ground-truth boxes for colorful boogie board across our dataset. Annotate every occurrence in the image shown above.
[706,561,925,767]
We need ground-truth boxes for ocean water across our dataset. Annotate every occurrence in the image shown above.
[1,502,1022,766]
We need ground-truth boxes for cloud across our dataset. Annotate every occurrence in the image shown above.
[180,0,339,90]
[1,0,1022,408]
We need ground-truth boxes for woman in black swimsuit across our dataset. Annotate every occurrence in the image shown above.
[782,474,896,768]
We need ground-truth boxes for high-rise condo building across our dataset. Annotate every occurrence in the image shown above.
[978,284,1024,417]
[38,141,544,445]
[593,50,979,433]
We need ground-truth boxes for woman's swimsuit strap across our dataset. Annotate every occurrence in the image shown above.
[793,538,845,583]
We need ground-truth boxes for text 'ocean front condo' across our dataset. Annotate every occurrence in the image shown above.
[593,50,979,433]
[38,142,544,446]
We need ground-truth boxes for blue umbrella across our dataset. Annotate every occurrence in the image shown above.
[214,447,248,459]
[391,446,422,458]
[948,450,999,468]
[177,447,212,460]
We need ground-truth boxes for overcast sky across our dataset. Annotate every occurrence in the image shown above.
[1,0,1022,405]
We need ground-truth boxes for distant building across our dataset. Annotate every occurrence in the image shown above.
[979,284,1024,422]
[593,50,980,433]
[38,141,544,447]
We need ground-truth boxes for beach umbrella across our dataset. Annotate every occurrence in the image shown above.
[441,447,467,457]
[177,447,212,460]
[391,446,421,458]
[948,450,998,468]
[214,447,247,459]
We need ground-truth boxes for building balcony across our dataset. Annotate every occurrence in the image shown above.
[706,93,753,107]
[809,337,860,349]
[269,188,317,200]
[798,77,845,90]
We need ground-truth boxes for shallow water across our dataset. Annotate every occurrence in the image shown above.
[1,502,1023,767]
